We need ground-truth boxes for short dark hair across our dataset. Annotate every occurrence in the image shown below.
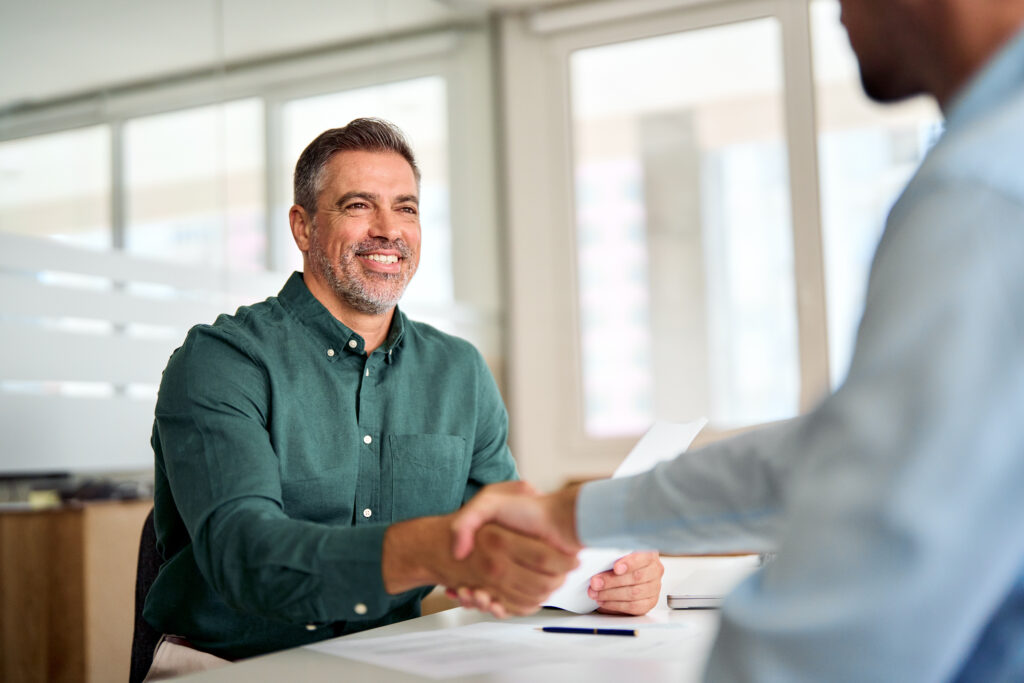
[292,117,420,214]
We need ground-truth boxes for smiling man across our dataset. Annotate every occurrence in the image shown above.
[142,118,661,680]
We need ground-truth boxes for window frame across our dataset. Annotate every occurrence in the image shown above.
[500,0,828,489]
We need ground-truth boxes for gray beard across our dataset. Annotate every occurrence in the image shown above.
[309,240,411,316]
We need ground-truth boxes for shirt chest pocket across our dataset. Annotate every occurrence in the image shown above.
[387,434,469,521]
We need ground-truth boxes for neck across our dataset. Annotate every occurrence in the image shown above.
[932,3,1024,108]
[302,271,395,354]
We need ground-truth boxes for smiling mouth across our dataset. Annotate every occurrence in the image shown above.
[362,254,399,264]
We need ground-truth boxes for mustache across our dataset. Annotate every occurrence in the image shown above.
[351,238,413,258]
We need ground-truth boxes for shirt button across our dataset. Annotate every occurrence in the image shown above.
[326,348,335,357]
[363,508,372,518]
[305,624,317,631]
[363,435,372,445]
[348,339,358,349]
[354,603,367,615]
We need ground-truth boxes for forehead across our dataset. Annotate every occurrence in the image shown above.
[319,150,418,198]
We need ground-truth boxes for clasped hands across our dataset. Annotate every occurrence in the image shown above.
[443,482,663,618]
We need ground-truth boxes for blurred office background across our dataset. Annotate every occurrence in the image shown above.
[0,0,940,489]
[0,0,939,677]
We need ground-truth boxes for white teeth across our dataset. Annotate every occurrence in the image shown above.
[364,254,399,264]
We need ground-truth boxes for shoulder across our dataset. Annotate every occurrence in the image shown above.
[910,88,1024,204]
[169,296,285,370]
[403,316,485,367]
[884,88,1024,263]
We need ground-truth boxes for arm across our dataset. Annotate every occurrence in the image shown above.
[157,328,575,626]
[462,346,520,499]
[702,183,1024,681]
[451,417,798,560]
[382,513,576,617]
[155,328,405,623]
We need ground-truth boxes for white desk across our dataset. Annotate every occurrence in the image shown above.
[179,556,759,682]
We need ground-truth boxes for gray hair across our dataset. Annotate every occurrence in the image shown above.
[293,117,420,214]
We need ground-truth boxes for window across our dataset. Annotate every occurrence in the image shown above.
[124,98,266,271]
[810,0,941,387]
[0,126,111,249]
[570,19,798,436]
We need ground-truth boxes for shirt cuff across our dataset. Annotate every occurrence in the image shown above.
[317,524,397,621]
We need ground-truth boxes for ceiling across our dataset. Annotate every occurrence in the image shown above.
[0,0,575,112]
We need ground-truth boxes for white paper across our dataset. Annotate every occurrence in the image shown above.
[306,620,693,678]
[544,418,708,612]
[307,626,561,678]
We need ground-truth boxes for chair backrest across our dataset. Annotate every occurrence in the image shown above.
[129,508,161,683]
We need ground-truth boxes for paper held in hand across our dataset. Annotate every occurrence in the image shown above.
[543,417,709,613]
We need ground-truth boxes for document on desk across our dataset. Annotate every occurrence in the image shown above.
[307,620,694,678]
[544,418,708,613]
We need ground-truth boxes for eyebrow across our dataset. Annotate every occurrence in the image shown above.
[333,191,419,209]
[334,191,378,209]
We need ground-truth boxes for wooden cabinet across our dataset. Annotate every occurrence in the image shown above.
[1,499,152,683]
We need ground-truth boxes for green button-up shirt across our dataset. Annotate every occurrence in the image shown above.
[144,272,517,659]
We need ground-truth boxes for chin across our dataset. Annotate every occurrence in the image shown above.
[859,69,925,104]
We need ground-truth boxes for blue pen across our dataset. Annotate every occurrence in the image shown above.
[539,626,636,636]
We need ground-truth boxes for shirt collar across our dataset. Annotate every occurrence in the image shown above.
[944,24,1024,132]
[277,271,406,360]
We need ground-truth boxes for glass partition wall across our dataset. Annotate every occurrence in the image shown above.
[0,6,499,476]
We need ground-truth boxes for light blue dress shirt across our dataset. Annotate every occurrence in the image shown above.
[577,26,1024,682]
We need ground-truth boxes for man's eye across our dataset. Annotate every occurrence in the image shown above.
[346,202,369,211]
[399,206,418,215]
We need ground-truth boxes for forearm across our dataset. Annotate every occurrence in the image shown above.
[194,500,407,624]
[381,515,451,594]
[577,420,795,553]
[547,484,581,548]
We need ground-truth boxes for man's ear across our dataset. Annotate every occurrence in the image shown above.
[289,205,313,253]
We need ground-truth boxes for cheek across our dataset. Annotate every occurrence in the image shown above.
[404,225,422,250]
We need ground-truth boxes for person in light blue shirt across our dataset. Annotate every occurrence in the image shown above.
[450,1,1024,679]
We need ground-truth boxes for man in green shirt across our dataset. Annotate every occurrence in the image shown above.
[144,118,662,675]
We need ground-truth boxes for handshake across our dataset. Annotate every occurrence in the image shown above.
[382,481,663,618]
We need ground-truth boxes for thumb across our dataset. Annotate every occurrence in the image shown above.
[451,498,498,560]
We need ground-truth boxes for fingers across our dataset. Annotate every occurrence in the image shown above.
[589,551,662,590]
[478,524,579,576]
[448,524,577,616]
[451,483,581,561]
[587,552,664,616]
[451,496,498,560]
[474,525,573,610]
[448,587,509,618]
[483,480,540,496]
[595,598,659,615]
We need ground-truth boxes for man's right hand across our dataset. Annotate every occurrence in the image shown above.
[381,514,578,616]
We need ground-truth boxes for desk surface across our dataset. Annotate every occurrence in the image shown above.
[179,556,758,683]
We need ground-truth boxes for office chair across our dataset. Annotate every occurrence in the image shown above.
[129,508,161,683]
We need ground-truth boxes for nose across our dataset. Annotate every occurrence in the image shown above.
[367,208,402,241]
